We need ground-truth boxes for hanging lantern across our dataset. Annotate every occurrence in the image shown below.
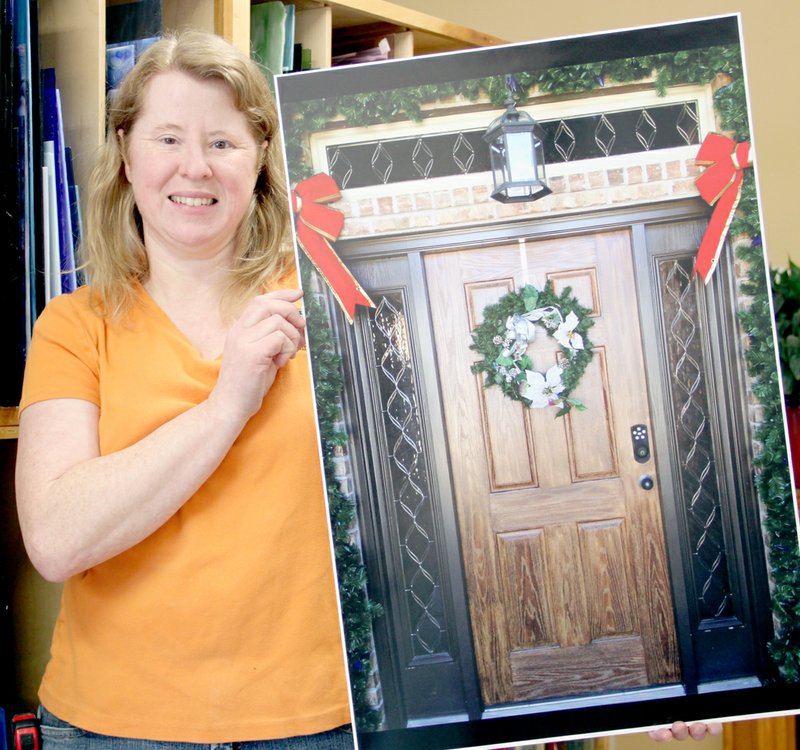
[483,82,551,204]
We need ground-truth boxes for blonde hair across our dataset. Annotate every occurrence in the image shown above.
[81,29,292,317]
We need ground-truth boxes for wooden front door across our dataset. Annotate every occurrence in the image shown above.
[424,228,681,706]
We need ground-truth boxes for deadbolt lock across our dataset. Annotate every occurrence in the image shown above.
[631,423,650,463]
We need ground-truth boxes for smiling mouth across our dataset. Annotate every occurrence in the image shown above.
[169,195,216,206]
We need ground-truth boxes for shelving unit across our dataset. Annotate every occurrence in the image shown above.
[37,0,503,199]
[0,0,504,441]
[0,407,19,440]
[37,0,219,203]
[241,0,505,67]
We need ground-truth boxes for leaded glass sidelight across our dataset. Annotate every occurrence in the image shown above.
[367,292,447,657]
[659,257,734,623]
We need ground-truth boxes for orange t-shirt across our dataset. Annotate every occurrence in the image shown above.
[18,280,351,742]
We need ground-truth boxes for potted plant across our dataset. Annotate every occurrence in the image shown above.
[771,261,800,480]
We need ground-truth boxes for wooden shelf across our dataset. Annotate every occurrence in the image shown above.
[238,0,507,64]
[295,0,506,54]
[1,407,19,440]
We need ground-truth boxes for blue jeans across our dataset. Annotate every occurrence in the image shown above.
[38,707,354,750]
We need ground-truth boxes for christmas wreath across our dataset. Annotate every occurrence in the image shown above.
[470,282,594,416]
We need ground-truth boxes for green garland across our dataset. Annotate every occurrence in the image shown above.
[738,235,800,682]
[303,262,384,731]
[283,44,743,181]
[293,41,800,721]
[470,283,594,416]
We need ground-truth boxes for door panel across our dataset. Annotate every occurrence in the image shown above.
[423,229,681,706]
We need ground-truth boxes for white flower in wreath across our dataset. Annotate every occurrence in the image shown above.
[554,311,584,351]
[521,364,565,408]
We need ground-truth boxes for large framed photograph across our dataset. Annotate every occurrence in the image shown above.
[275,14,800,749]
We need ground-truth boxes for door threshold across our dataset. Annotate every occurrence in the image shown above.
[481,684,687,719]
[697,677,763,693]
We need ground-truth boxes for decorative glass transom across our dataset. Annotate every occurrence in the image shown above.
[326,101,699,189]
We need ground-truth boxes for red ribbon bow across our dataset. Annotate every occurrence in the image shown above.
[291,173,375,322]
[694,132,752,284]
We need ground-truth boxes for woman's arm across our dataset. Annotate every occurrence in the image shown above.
[16,290,305,582]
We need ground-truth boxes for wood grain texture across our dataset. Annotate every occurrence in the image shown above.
[547,523,591,648]
[425,250,513,704]
[565,347,619,481]
[424,229,680,704]
[548,266,602,317]
[0,407,19,440]
[490,479,626,532]
[509,636,648,700]
[468,280,538,490]
[497,529,555,649]
[723,716,796,750]
[579,519,635,638]
[593,231,681,685]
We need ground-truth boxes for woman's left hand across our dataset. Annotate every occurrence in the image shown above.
[649,721,723,741]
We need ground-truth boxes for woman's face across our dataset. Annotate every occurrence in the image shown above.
[121,70,264,265]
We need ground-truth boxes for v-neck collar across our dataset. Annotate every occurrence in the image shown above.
[133,280,224,362]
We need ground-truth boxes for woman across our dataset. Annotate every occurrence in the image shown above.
[15,30,351,748]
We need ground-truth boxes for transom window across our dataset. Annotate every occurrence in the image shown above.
[325,101,700,189]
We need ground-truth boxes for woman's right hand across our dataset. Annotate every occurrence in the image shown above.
[209,288,306,426]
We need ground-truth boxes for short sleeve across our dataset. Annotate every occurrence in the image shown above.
[19,289,102,412]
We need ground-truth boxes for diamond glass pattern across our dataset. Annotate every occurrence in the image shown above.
[412,137,434,178]
[452,132,476,174]
[369,293,446,656]
[329,147,354,189]
[324,101,700,187]
[635,109,657,150]
[677,102,700,145]
[554,120,577,162]
[660,258,733,622]
[371,142,394,184]
[594,114,617,157]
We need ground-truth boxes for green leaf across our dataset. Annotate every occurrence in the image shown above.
[522,286,539,310]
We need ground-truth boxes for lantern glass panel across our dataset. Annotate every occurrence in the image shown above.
[505,131,537,182]
[489,141,506,184]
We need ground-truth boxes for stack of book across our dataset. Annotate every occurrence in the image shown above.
[2,0,39,404]
[251,1,312,86]
[105,0,161,89]
[41,66,79,303]
[1,0,83,406]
